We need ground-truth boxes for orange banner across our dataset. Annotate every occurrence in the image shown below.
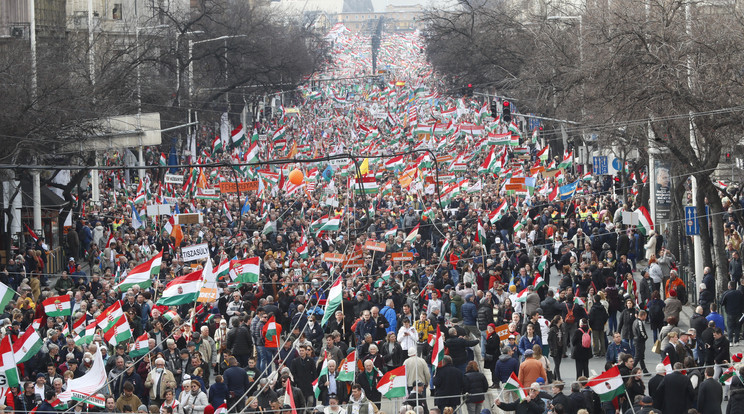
[342,260,365,269]
[495,323,511,341]
[322,253,345,263]
[219,181,259,193]
[364,241,387,252]
[392,252,414,262]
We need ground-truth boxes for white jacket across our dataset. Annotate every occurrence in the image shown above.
[397,326,418,351]
[179,390,208,414]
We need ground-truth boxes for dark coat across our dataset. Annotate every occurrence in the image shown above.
[656,371,695,414]
[728,375,744,414]
[551,392,573,414]
[432,364,465,408]
[662,342,678,366]
[690,313,708,340]
[444,337,479,366]
[571,327,592,361]
[697,377,723,414]
[493,353,520,384]
[497,398,546,414]
[379,341,404,367]
[464,371,489,403]
[290,356,316,396]
[588,303,608,331]
[318,372,348,404]
[356,370,381,404]
[617,307,636,341]
[228,324,254,356]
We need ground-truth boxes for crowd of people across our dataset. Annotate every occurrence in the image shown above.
[2,24,744,414]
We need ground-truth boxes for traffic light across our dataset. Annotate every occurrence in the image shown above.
[502,100,512,124]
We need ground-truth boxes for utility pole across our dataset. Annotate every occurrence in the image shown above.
[371,18,383,73]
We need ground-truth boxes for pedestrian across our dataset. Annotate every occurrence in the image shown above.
[632,310,648,373]
[571,319,592,379]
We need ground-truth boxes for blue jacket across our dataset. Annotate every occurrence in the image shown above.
[380,306,397,334]
[493,354,520,384]
[208,382,229,407]
[223,366,249,394]
[355,318,377,343]
[461,301,477,326]
[518,335,541,356]
[606,340,632,362]
[706,311,726,331]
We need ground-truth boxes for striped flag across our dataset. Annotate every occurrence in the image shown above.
[128,333,150,358]
[43,295,71,317]
[103,315,133,346]
[320,277,343,327]
[0,336,19,387]
[156,272,202,306]
[504,372,527,401]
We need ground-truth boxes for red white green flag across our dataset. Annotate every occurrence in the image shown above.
[376,365,407,399]
[129,333,149,358]
[586,365,626,402]
[103,315,132,346]
[43,295,71,317]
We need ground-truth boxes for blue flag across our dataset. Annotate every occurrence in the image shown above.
[559,180,579,200]
[241,198,251,215]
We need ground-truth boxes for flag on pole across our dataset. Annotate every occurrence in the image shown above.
[430,325,445,371]
[115,250,162,291]
[156,272,202,306]
[43,295,71,317]
[284,378,297,414]
[376,365,407,399]
[103,315,133,346]
[229,257,260,284]
[337,350,356,382]
[586,366,626,402]
[475,219,486,244]
[504,372,527,401]
[128,333,150,358]
[0,336,19,387]
[13,327,43,363]
[662,355,673,374]
[0,282,18,311]
[532,272,545,289]
[320,276,343,327]
[635,206,654,236]
[312,352,329,400]
[404,223,419,244]
[95,300,125,331]
[537,250,549,272]
[383,226,398,239]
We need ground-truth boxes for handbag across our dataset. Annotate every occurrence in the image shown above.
[652,339,662,354]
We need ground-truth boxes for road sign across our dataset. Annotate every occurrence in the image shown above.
[593,156,609,175]
[685,206,699,235]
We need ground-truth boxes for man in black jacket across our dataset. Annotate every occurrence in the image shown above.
[226,315,254,367]
[721,280,743,344]
[432,356,465,413]
[356,359,381,407]
[290,345,316,407]
[444,327,479,372]
[697,366,723,414]
[656,362,695,414]
[632,310,648,373]
[224,356,249,412]
[588,296,608,357]
[550,381,573,414]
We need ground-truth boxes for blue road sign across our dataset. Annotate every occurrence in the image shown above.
[685,206,699,235]
[612,158,623,172]
[593,156,608,175]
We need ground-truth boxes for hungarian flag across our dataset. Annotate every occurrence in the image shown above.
[43,295,71,317]
[537,250,549,272]
[440,239,451,258]
[159,152,167,166]
[532,272,545,289]
[537,146,549,161]
[71,316,87,335]
[104,232,115,249]
[383,226,398,239]
[586,365,626,402]
[504,372,527,401]
[212,135,223,153]
[297,231,309,259]
[75,321,97,346]
[116,250,162,291]
[635,206,654,236]
[24,223,39,243]
[475,219,486,244]
[337,350,356,382]
[317,215,342,234]
[0,282,17,311]
[215,258,231,280]
[231,124,246,147]
[374,267,392,288]
[95,300,124,330]
[403,223,419,244]
[156,271,202,306]
[430,325,445,371]
[0,336,19,387]
[103,315,132,346]
[312,352,329,400]
[214,404,228,414]
[489,200,508,224]
[262,315,281,347]
[720,366,739,385]
[515,287,529,302]
[377,365,407,399]
[229,257,260,284]
[13,326,42,363]
[128,333,149,358]
[662,355,673,374]
[384,155,405,170]
[320,276,343,327]
[163,310,179,322]
[283,378,297,414]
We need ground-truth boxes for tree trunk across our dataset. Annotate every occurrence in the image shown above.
[695,179,714,271]
[698,175,730,297]
[667,176,688,265]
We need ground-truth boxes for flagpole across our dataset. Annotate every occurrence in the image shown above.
[624,389,637,414]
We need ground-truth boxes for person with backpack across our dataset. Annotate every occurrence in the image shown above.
[561,294,587,357]
[588,294,609,357]
[572,319,592,378]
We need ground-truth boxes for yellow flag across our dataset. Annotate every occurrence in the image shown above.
[358,158,370,176]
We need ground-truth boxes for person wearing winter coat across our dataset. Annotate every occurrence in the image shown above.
[571,319,592,378]
[588,297,608,357]
[464,361,489,414]
[432,356,465,413]
[697,366,723,414]
[617,299,637,345]
[656,362,695,414]
[493,346,519,389]
[180,380,209,414]
[644,231,657,262]
[495,382,546,414]
[547,316,565,382]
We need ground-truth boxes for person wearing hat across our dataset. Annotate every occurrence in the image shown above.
[403,346,430,389]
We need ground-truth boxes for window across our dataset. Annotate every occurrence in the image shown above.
[112,4,122,20]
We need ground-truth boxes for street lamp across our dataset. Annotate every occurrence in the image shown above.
[188,34,249,104]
